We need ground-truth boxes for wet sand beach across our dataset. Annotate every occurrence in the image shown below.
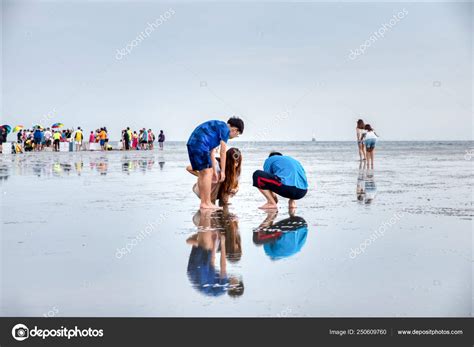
[1,141,472,317]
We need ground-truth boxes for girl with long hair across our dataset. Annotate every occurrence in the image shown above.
[187,147,242,206]
[356,119,366,161]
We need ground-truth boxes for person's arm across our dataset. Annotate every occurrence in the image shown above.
[219,140,227,182]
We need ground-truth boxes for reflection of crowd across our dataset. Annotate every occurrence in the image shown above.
[6,153,160,177]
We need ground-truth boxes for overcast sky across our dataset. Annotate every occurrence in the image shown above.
[2,1,472,141]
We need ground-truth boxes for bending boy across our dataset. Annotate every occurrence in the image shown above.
[187,117,244,209]
[253,152,308,210]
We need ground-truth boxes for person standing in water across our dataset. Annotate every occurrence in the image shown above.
[74,127,84,151]
[53,130,61,152]
[187,117,244,209]
[362,124,378,169]
[158,130,165,150]
[252,152,308,210]
[356,119,366,161]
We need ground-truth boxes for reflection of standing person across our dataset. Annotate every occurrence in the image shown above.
[362,124,378,169]
[186,209,244,297]
[364,170,377,204]
[356,119,366,161]
[356,161,366,202]
[158,130,165,150]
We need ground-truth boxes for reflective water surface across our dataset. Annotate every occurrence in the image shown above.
[1,141,472,316]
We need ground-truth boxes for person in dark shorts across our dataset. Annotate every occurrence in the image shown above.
[187,117,244,210]
[252,152,308,210]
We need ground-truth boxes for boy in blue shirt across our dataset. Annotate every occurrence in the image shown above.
[187,117,244,209]
[252,152,308,210]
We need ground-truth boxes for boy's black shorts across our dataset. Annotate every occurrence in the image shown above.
[252,170,307,200]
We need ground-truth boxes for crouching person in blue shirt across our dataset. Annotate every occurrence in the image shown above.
[252,152,308,210]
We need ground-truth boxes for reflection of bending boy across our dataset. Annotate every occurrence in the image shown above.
[253,211,308,260]
[253,152,308,210]
[186,209,244,297]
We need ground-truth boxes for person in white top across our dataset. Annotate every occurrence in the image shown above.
[43,128,52,148]
[356,119,366,161]
[362,124,378,169]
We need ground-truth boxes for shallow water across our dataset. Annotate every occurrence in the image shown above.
[1,141,472,317]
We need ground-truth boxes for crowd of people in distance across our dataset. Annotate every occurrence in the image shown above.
[4,126,166,153]
[13,127,86,153]
[120,128,166,151]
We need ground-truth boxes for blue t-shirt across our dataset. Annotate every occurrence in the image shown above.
[263,155,308,190]
[34,129,42,140]
[187,120,230,151]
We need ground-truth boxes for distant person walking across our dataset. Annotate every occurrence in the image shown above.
[362,124,378,169]
[158,130,165,150]
[356,119,366,161]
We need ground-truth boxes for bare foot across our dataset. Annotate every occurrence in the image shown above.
[200,203,221,210]
[259,203,278,210]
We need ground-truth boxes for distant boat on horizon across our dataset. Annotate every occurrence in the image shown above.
[311,133,316,142]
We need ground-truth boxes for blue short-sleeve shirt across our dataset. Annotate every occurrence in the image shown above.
[263,155,308,190]
[187,120,230,152]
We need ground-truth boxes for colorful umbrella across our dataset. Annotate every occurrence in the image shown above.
[0,125,12,133]
[13,125,24,132]
[51,123,64,129]
[32,124,44,129]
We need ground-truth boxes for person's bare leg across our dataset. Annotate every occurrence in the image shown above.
[199,168,220,209]
[288,199,297,209]
[258,189,278,209]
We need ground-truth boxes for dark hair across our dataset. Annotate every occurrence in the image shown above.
[364,124,373,132]
[357,119,365,129]
[227,117,244,134]
[269,151,282,157]
[218,148,242,201]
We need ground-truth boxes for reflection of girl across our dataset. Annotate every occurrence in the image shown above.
[356,119,366,161]
[187,148,242,206]
[357,161,366,202]
[186,209,244,297]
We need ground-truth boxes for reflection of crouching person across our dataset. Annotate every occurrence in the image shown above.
[253,152,308,210]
